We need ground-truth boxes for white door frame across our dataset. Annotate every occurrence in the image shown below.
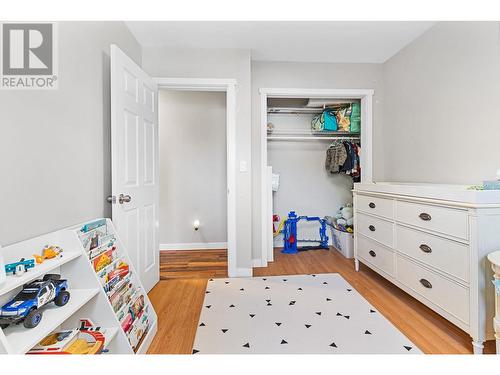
[154,77,238,277]
[259,88,374,268]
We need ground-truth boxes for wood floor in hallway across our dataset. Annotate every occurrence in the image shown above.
[147,248,494,354]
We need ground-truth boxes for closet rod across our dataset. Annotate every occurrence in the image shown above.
[267,136,361,141]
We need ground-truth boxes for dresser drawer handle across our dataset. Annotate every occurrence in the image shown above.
[368,225,376,232]
[419,212,432,221]
[419,278,432,289]
[369,250,376,257]
[369,202,376,209]
[419,244,432,253]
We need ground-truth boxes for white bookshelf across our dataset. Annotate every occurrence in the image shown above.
[0,218,157,354]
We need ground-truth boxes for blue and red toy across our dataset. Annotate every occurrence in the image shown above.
[282,211,329,254]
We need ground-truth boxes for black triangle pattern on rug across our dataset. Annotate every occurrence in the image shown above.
[194,275,422,354]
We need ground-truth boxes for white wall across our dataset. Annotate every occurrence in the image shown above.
[251,62,383,260]
[0,21,142,246]
[159,90,227,247]
[382,22,500,184]
[142,47,252,270]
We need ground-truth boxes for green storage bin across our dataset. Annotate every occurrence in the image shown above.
[350,102,361,133]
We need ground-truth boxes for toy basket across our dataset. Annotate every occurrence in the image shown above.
[330,227,354,259]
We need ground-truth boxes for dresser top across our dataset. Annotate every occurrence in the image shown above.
[354,182,500,206]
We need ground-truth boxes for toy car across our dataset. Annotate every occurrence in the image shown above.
[0,274,70,329]
[4,258,35,276]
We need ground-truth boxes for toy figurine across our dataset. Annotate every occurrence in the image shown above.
[4,258,35,276]
[33,245,63,264]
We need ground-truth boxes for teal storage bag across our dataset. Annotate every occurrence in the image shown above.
[324,109,338,131]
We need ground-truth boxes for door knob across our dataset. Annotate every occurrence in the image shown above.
[119,194,132,204]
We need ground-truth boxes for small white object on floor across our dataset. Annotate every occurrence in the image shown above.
[192,273,421,354]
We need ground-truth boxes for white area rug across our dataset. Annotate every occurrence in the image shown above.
[192,273,422,354]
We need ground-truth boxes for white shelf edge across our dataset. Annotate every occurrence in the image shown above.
[3,288,99,354]
[0,252,82,296]
[103,327,119,350]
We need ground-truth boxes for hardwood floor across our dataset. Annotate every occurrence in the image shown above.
[160,250,228,279]
[148,248,495,354]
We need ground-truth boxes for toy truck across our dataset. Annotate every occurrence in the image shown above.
[0,274,70,329]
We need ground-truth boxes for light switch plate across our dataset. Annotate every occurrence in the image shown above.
[239,161,248,172]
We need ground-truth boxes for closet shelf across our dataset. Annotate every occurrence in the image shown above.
[268,104,356,115]
[267,131,360,141]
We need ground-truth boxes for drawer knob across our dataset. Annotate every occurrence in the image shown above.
[368,225,376,232]
[419,212,432,221]
[419,278,432,289]
[419,244,432,253]
[369,202,376,209]
[369,250,376,257]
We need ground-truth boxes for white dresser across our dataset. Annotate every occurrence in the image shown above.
[353,182,500,354]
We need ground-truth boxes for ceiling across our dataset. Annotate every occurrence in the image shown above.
[126,21,435,63]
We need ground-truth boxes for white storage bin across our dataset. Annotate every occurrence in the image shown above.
[330,228,354,258]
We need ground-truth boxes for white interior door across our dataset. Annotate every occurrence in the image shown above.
[110,44,159,292]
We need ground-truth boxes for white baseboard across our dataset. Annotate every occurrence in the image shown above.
[235,268,253,277]
[252,258,267,267]
[160,242,228,251]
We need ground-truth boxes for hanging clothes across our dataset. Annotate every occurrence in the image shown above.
[325,140,361,182]
[325,140,347,174]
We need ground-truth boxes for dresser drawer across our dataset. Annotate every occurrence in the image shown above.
[357,213,394,247]
[396,225,469,282]
[395,201,468,240]
[356,194,394,219]
[396,255,469,324]
[357,235,395,277]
